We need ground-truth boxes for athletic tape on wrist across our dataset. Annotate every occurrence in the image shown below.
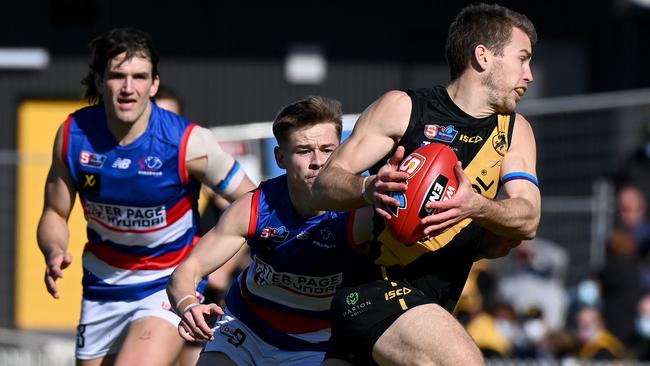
[176,294,197,314]
[182,303,200,314]
[361,175,373,204]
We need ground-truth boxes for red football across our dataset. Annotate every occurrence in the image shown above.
[384,143,459,245]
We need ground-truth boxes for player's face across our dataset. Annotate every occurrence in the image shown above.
[276,122,340,193]
[99,52,160,125]
[483,27,533,114]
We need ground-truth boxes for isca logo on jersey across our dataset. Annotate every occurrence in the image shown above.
[384,286,412,301]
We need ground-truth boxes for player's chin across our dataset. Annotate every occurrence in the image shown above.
[495,98,517,114]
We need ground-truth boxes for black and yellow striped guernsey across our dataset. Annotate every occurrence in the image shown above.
[369,85,515,311]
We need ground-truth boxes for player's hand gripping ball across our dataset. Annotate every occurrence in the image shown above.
[384,143,459,245]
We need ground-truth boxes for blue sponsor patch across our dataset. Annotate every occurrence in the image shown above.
[423,124,458,143]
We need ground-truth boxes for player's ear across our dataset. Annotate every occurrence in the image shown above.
[274,146,286,169]
[473,44,489,71]
[149,74,160,98]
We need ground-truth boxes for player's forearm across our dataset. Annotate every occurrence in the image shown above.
[167,262,203,312]
[312,165,369,210]
[472,196,539,240]
[36,210,70,260]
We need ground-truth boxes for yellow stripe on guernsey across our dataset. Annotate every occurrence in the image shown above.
[377,114,512,267]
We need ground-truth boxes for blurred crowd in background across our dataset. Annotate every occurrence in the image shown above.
[452,121,650,362]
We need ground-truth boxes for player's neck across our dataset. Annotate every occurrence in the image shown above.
[106,107,152,146]
[446,77,494,118]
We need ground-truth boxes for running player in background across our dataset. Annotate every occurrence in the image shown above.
[167,96,376,366]
[36,27,255,366]
[154,85,251,304]
[153,85,252,366]
[312,3,541,365]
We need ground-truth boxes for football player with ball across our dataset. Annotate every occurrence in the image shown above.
[313,3,541,365]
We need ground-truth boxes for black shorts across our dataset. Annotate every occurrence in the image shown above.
[325,276,450,365]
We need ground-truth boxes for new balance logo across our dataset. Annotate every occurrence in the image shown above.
[112,158,131,169]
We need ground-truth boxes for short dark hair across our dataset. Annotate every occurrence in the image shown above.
[272,96,343,148]
[81,27,159,104]
[445,3,537,82]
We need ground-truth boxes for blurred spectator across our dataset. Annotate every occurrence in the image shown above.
[491,237,569,282]
[597,229,642,345]
[546,328,579,362]
[575,306,628,360]
[616,184,650,260]
[616,120,650,204]
[461,261,518,359]
[631,293,650,361]
[492,302,528,357]
[565,276,602,336]
[465,305,513,358]
[496,239,570,331]
[519,307,553,358]
[457,259,495,318]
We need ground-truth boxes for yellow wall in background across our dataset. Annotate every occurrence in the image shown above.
[16,100,88,330]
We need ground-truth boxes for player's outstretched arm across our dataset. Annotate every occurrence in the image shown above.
[312,90,411,210]
[422,114,540,239]
[37,123,76,299]
[167,192,252,341]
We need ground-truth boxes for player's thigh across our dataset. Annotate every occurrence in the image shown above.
[113,316,184,366]
[372,303,484,366]
[178,342,203,366]
[196,351,238,366]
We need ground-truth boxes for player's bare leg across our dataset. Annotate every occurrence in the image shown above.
[113,316,184,366]
[372,304,484,365]
[178,343,203,366]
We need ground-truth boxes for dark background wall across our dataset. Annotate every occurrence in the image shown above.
[4,1,650,88]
